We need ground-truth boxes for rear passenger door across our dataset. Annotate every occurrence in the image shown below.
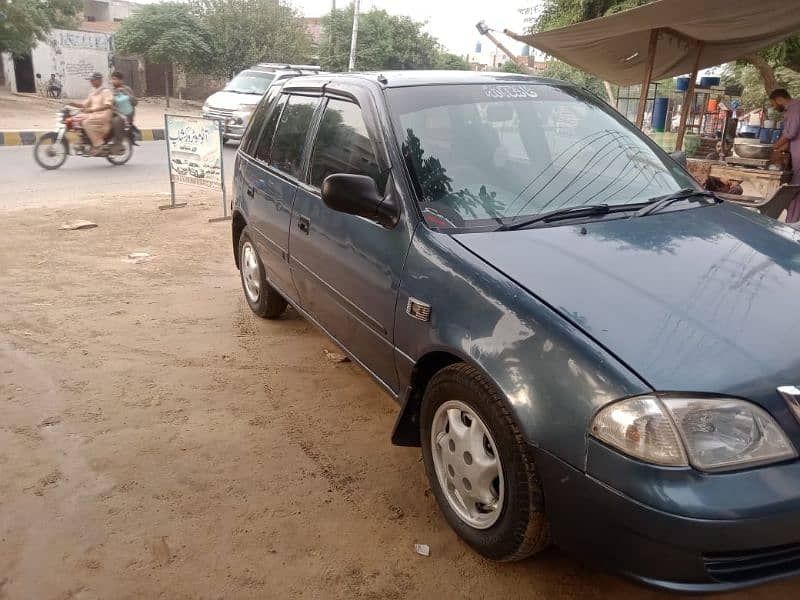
[289,93,412,394]
[237,92,321,303]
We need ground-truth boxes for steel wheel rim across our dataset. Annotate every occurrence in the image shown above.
[241,241,261,303]
[37,137,65,167]
[108,138,132,164]
[431,400,505,529]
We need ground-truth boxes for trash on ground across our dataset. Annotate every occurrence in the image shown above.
[59,220,97,230]
[323,349,350,363]
[123,252,152,264]
[414,543,430,557]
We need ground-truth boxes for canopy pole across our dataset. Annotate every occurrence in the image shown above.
[635,29,659,129]
[674,42,704,152]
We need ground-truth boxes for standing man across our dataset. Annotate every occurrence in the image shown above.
[70,72,113,155]
[770,89,800,222]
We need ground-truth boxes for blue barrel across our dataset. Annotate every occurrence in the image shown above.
[651,97,669,132]
[676,76,690,91]
[699,76,720,88]
[772,129,783,144]
[759,128,773,144]
[474,41,482,53]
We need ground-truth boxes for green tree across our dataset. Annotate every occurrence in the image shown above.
[500,60,525,74]
[0,0,82,55]
[434,52,469,71]
[190,0,311,78]
[320,5,440,71]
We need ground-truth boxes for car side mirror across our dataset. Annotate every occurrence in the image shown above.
[321,173,399,228]
[669,151,687,167]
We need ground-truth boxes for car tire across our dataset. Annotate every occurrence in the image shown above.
[420,363,550,561]
[238,228,287,319]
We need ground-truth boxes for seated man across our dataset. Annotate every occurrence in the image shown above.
[47,74,62,99]
[69,72,113,155]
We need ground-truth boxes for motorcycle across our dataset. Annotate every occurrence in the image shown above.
[33,106,135,170]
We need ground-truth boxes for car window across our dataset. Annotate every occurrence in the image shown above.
[268,94,321,178]
[387,84,695,230]
[309,99,383,191]
[252,94,287,163]
[224,70,274,95]
[241,85,281,157]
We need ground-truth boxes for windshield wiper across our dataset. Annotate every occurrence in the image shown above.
[496,204,612,231]
[636,188,720,217]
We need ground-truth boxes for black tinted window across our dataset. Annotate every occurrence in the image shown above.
[269,95,320,178]
[310,99,382,190]
[241,85,281,156]
[253,94,287,162]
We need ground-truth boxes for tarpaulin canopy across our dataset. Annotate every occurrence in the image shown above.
[506,0,800,86]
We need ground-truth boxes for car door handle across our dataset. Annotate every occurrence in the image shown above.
[246,185,254,197]
[297,216,310,234]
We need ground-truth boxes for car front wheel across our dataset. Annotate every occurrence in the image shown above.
[238,228,287,319]
[420,363,550,561]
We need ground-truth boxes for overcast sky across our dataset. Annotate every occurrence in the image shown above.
[295,0,538,56]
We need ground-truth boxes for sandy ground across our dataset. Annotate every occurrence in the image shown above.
[0,90,200,131]
[2,194,799,599]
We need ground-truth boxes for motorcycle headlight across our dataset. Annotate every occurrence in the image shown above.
[592,395,797,472]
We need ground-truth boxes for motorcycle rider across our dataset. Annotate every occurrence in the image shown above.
[110,71,139,150]
[69,72,113,155]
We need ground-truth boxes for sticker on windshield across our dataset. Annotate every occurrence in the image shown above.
[481,85,539,99]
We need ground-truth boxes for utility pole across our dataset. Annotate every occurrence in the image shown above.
[348,0,360,72]
[330,0,336,62]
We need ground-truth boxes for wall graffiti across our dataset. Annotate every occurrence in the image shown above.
[54,30,111,51]
[65,60,97,78]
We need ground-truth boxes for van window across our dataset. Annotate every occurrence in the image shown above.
[253,94,287,163]
[241,85,281,157]
[268,94,321,178]
[309,99,382,190]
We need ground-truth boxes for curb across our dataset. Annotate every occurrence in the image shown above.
[0,128,165,146]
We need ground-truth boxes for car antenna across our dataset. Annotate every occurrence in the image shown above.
[377,73,388,84]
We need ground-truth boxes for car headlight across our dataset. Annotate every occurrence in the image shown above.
[202,103,210,113]
[591,395,797,471]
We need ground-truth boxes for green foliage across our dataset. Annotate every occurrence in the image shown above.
[722,63,800,109]
[434,52,469,71]
[0,0,82,55]
[190,0,311,78]
[539,59,607,97]
[319,5,440,71]
[500,60,525,74]
[115,3,212,69]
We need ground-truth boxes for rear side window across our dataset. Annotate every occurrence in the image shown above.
[240,85,281,157]
[309,99,382,190]
[253,94,287,162]
[268,94,321,178]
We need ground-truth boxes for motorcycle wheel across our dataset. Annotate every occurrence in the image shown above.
[106,136,133,166]
[34,132,68,170]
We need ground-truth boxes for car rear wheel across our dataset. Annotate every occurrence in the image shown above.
[420,363,550,561]
[238,228,287,319]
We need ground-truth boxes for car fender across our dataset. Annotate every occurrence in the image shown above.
[392,225,650,470]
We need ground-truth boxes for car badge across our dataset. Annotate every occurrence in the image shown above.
[406,298,431,322]
[777,386,800,423]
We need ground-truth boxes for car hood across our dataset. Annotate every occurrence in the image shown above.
[204,90,261,110]
[454,204,800,405]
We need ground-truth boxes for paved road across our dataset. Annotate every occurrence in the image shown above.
[0,141,237,210]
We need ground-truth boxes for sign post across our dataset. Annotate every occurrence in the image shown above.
[161,114,228,221]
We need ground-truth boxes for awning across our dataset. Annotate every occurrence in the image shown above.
[506,0,800,86]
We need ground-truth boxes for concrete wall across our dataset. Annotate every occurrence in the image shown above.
[1,53,16,92]
[30,29,113,98]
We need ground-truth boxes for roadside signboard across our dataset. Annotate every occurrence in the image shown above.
[162,114,229,220]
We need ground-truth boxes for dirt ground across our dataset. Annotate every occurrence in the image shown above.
[0,91,200,131]
[2,194,799,600]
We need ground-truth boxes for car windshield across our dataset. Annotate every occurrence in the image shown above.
[224,70,274,95]
[386,83,696,230]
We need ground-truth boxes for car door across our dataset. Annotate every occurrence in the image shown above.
[289,92,412,394]
[238,92,321,303]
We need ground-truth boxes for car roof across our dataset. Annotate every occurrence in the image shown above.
[280,70,566,91]
[249,63,322,74]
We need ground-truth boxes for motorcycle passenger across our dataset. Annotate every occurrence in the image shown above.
[110,71,138,150]
[69,72,113,155]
